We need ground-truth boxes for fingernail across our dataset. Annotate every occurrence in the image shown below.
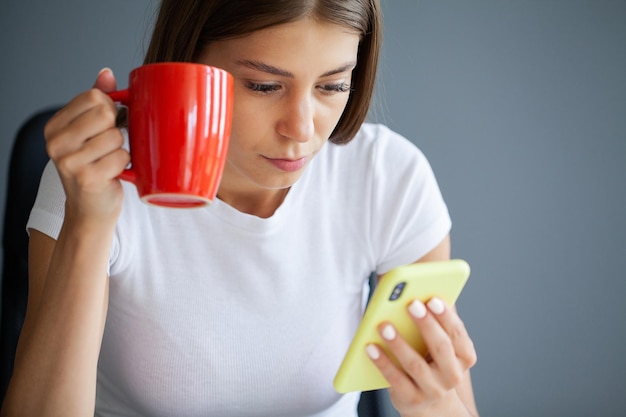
[409,300,427,318]
[366,344,380,360]
[427,297,445,315]
[382,324,396,341]
[98,67,112,76]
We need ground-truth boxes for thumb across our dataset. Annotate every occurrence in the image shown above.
[93,67,117,93]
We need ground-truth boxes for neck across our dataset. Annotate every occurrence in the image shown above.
[217,187,290,218]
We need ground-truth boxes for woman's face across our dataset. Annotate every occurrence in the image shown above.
[197,17,360,205]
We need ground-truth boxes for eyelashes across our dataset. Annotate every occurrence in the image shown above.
[245,82,280,94]
[244,81,352,95]
[322,83,352,93]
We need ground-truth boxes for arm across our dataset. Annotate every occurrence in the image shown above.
[1,69,129,417]
[3,228,112,416]
[371,235,480,417]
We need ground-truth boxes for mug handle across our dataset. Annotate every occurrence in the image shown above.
[107,90,136,184]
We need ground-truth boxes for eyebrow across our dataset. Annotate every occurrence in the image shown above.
[235,59,357,78]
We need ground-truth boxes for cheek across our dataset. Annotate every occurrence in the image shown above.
[229,100,269,141]
[230,86,278,128]
[318,97,351,133]
[226,106,278,160]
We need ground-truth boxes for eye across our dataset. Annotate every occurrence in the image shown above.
[245,81,282,95]
[318,82,352,95]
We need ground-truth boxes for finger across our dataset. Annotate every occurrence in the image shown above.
[408,299,464,389]
[45,70,117,139]
[61,145,129,202]
[61,148,129,219]
[55,128,126,178]
[46,97,118,160]
[45,90,115,141]
[365,343,425,403]
[85,147,131,187]
[426,299,477,370]
[376,323,445,399]
[93,67,117,93]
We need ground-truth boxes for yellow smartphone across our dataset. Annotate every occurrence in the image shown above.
[333,259,470,393]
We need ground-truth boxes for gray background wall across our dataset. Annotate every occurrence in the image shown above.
[1,1,625,416]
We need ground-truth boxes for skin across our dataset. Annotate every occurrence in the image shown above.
[196,18,359,218]
[376,235,480,417]
[1,17,478,417]
[1,70,123,416]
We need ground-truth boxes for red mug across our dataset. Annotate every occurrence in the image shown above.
[108,63,233,208]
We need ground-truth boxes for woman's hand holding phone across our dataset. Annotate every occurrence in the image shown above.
[368,297,477,417]
[333,259,478,416]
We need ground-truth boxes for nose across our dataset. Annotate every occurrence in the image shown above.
[276,92,315,143]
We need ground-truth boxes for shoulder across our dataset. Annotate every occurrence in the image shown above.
[321,123,431,183]
[310,122,442,211]
[352,122,412,145]
[328,123,427,164]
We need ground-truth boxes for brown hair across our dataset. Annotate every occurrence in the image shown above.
[144,0,382,144]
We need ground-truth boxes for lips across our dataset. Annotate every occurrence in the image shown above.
[263,156,309,172]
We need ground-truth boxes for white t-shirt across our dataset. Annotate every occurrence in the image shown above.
[27,123,451,417]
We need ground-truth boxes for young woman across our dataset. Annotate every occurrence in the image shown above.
[2,1,479,416]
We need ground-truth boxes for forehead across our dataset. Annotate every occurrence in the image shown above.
[198,18,360,74]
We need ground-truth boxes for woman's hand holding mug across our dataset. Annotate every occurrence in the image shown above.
[44,68,129,224]
[45,62,235,227]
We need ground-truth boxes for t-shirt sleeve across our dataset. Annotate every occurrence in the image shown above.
[26,160,119,275]
[369,125,452,274]
[26,160,67,239]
